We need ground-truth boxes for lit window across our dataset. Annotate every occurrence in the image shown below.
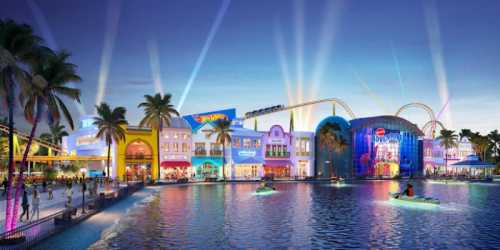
[182,143,188,152]
[174,133,178,139]
[243,138,251,148]
[173,143,179,152]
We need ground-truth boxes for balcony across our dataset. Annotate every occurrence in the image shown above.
[125,154,153,160]
[210,150,223,156]
[265,151,290,158]
[194,150,207,156]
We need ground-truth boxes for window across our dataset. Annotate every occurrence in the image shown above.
[173,143,179,152]
[234,138,241,148]
[243,138,251,148]
[195,143,205,152]
[182,143,188,152]
[174,133,178,139]
[255,139,261,148]
[183,133,188,139]
[163,143,169,152]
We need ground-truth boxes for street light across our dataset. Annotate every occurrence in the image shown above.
[80,168,87,214]
[126,166,130,186]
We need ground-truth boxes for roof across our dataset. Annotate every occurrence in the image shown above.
[349,115,424,136]
[166,117,192,130]
[450,155,496,168]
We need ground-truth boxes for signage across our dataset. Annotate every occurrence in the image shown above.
[375,128,385,137]
[76,134,99,146]
[183,108,236,132]
[238,150,257,157]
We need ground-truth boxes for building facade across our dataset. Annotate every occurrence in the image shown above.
[159,117,192,180]
[228,119,264,180]
[291,131,315,178]
[351,116,424,178]
[262,125,292,178]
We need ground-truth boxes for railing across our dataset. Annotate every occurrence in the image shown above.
[209,150,222,156]
[0,182,144,249]
[265,151,290,158]
[125,154,153,160]
[194,150,207,156]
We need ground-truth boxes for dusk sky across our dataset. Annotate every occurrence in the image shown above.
[2,0,499,134]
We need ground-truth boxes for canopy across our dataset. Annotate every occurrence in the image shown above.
[264,160,292,167]
[161,161,191,168]
[450,155,495,169]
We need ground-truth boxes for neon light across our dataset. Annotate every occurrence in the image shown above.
[194,113,228,123]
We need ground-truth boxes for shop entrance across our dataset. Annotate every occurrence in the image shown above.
[264,166,290,178]
[197,162,220,179]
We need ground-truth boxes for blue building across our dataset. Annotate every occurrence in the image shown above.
[350,116,424,178]
[315,116,352,178]
[228,119,264,180]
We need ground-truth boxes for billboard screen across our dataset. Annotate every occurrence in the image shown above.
[183,108,236,132]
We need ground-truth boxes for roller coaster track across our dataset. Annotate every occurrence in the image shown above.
[0,124,62,152]
[395,102,447,138]
[244,98,356,120]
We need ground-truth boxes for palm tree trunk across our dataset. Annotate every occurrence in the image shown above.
[11,102,43,229]
[222,143,226,181]
[4,73,15,232]
[157,128,161,183]
[107,143,111,178]
[444,148,448,176]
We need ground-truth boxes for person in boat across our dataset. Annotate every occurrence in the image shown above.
[398,183,414,198]
[260,181,275,190]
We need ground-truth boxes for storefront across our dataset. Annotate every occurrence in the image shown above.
[263,160,291,177]
[291,131,315,178]
[229,119,264,180]
[192,157,223,180]
[262,125,292,179]
[159,117,192,180]
[351,116,424,178]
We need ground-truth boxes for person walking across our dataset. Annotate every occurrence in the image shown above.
[47,181,54,200]
[42,180,47,192]
[65,183,73,208]
[2,178,7,196]
[19,190,30,222]
[30,189,40,222]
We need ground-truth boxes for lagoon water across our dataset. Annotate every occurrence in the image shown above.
[85,181,500,249]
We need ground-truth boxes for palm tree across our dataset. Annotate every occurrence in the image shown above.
[205,120,233,181]
[319,122,342,178]
[1,19,42,231]
[11,48,81,229]
[40,122,69,145]
[487,130,500,162]
[93,103,128,179]
[137,93,179,182]
[470,133,490,162]
[459,129,473,141]
[437,129,458,175]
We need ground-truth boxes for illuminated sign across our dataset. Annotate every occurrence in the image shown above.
[183,109,236,132]
[79,118,94,129]
[194,113,228,123]
[76,134,99,146]
[238,150,257,157]
[375,128,385,137]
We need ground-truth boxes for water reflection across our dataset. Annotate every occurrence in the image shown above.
[91,181,500,249]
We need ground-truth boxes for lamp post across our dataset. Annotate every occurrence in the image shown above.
[126,166,130,186]
[80,168,87,214]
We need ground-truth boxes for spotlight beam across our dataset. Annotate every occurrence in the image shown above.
[424,0,453,128]
[27,0,86,115]
[177,0,231,112]
[293,0,305,130]
[147,39,164,95]
[352,68,389,114]
[95,0,121,108]
[304,0,343,129]
[274,20,294,107]
[390,41,405,99]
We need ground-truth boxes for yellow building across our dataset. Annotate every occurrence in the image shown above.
[115,126,159,182]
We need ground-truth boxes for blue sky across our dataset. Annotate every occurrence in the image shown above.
[2,0,499,134]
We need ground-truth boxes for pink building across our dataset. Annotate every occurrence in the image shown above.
[159,117,192,180]
[262,125,292,178]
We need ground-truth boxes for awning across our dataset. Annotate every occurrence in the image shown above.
[161,161,191,168]
[264,160,291,167]
[234,157,263,164]
[450,155,495,169]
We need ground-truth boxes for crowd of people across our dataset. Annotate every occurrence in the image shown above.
[1,176,111,224]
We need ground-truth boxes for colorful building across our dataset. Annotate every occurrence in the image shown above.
[184,109,236,180]
[423,137,474,175]
[63,115,112,177]
[291,131,315,178]
[262,125,292,178]
[228,119,264,180]
[115,126,158,182]
[350,116,424,178]
[315,116,352,178]
[159,117,192,180]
